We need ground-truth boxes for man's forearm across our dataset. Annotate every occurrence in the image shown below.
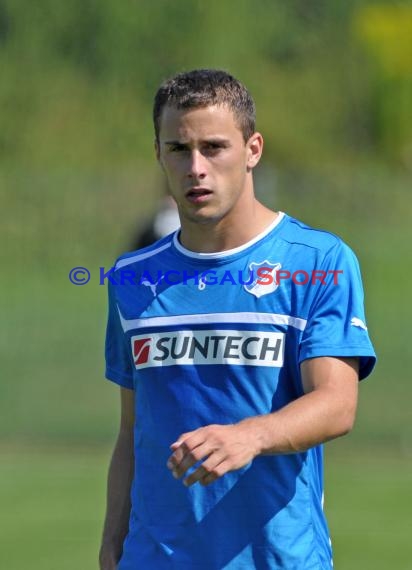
[240,384,356,457]
[241,356,359,456]
[240,357,359,455]
[100,429,134,569]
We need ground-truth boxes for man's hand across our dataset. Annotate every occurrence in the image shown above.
[167,423,262,487]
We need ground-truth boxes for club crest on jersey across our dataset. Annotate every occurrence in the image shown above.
[244,261,282,298]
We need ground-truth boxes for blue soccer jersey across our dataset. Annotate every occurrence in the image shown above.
[105,212,376,570]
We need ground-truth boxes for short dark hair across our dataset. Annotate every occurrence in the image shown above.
[153,69,256,143]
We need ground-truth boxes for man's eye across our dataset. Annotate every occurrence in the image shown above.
[205,143,223,152]
[171,145,188,152]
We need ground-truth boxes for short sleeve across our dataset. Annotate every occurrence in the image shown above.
[105,279,134,389]
[299,241,376,380]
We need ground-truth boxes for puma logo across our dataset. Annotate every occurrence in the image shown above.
[350,317,367,331]
[141,274,163,297]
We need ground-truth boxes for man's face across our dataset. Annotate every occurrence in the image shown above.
[156,104,262,226]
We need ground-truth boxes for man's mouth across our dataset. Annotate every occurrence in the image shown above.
[185,188,213,203]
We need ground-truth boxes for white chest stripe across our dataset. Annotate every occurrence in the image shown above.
[118,309,307,333]
[114,242,172,270]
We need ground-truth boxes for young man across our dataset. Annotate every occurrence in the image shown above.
[100,69,376,570]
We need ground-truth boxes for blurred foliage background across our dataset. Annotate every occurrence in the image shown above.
[1,1,411,568]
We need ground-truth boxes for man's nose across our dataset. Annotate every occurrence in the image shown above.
[188,149,207,179]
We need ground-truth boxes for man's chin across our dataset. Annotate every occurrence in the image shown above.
[181,206,223,226]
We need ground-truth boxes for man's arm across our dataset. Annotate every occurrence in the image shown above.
[167,357,359,487]
[99,387,135,570]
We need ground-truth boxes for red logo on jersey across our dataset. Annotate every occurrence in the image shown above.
[133,338,151,365]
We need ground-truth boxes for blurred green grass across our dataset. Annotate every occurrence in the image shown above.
[325,445,412,569]
[0,446,108,570]
[1,445,411,570]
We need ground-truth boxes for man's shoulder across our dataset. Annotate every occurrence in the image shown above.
[113,232,176,272]
[279,214,345,255]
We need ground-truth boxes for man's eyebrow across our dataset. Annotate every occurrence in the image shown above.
[204,137,230,144]
[163,137,230,145]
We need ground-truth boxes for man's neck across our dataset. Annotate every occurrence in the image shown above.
[178,201,278,254]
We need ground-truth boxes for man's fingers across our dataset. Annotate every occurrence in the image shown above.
[168,441,187,466]
[169,429,204,453]
[170,432,191,450]
[168,441,213,478]
[183,454,227,487]
[167,429,210,468]
[167,424,254,485]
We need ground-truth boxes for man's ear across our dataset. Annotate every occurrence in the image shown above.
[246,132,264,171]
[155,139,161,162]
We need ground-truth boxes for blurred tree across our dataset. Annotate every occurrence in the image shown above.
[354,3,412,165]
[0,0,408,172]
[0,0,11,44]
